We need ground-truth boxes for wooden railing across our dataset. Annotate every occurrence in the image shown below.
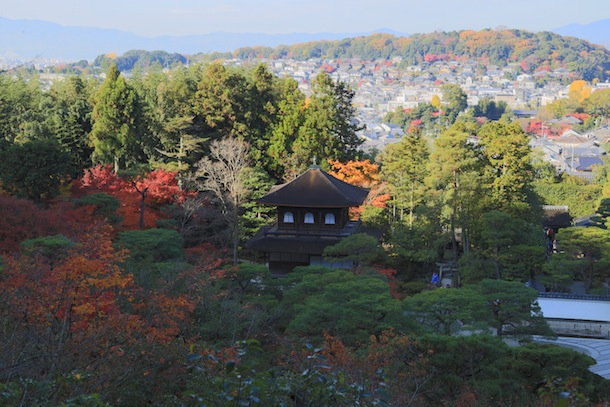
[261,220,361,239]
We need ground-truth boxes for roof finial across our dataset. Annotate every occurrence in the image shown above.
[309,155,320,169]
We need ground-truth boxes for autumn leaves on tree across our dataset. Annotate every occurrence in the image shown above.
[3,58,610,405]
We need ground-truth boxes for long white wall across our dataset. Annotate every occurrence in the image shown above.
[538,297,610,322]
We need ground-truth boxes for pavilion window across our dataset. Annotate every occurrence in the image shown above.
[304,212,315,224]
[324,213,336,225]
[283,212,294,223]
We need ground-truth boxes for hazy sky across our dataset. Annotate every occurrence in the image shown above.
[1,0,609,37]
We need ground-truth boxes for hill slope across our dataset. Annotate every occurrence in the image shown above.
[222,30,610,81]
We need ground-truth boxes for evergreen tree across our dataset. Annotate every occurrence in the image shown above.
[478,121,534,217]
[441,83,468,125]
[247,63,279,172]
[267,77,306,180]
[426,126,483,260]
[290,71,363,176]
[90,64,143,172]
[0,72,45,144]
[380,129,430,227]
[460,210,545,282]
[0,139,73,202]
[193,62,250,141]
[135,65,203,175]
[44,76,94,174]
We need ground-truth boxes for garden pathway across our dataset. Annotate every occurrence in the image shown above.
[535,337,610,379]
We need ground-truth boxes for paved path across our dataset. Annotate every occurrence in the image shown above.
[534,337,610,379]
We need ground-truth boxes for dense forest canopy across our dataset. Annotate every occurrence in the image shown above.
[94,49,189,72]
[4,51,610,404]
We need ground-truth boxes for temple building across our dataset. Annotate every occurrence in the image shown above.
[246,165,372,275]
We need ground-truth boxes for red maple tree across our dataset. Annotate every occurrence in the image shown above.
[77,165,190,230]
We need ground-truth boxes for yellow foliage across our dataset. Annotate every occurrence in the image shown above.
[431,94,441,108]
[303,97,311,110]
[395,37,412,49]
[73,302,95,316]
[569,80,592,103]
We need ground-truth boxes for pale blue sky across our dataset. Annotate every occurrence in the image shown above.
[1,0,609,37]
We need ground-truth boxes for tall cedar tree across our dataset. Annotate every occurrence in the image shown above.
[43,76,94,174]
[426,126,484,259]
[290,71,363,177]
[380,130,430,228]
[90,64,142,173]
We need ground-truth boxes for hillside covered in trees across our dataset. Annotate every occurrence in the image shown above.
[4,59,610,405]
[82,29,610,82]
[242,30,610,80]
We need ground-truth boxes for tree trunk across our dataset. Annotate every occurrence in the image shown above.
[409,181,414,228]
[132,182,149,230]
[139,193,146,230]
[231,210,239,265]
[450,169,459,262]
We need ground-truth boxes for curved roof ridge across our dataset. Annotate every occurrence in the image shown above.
[256,166,369,208]
[319,169,367,201]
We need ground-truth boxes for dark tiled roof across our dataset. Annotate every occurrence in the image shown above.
[542,205,571,228]
[257,166,369,208]
[577,156,603,171]
[513,109,538,117]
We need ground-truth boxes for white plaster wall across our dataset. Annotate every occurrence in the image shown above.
[538,298,610,322]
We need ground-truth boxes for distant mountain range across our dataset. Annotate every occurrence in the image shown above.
[0,17,408,62]
[0,16,609,62]
[554,19,610,49]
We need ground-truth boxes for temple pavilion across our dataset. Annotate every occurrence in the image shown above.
[246,165,372,275]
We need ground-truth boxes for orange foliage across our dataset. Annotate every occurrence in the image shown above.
[131,243,229,344]
[328,159,390,217]
[328,159,380,188]
[2,224,141,341]
[136,292,196,344]
[2,218,229,348]
[320,331,354,367]
[394,37,412,49]
[188,343,240,376]
[185,242,228,266]
[459,30,476,41]
[408,119,423,134]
